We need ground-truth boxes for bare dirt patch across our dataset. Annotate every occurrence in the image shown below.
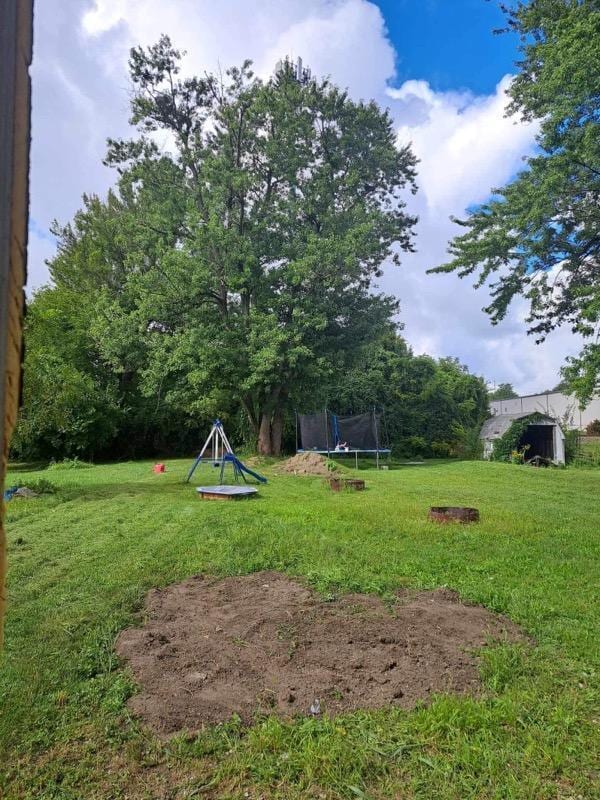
[277,451,332,475]
[116,571,526,736]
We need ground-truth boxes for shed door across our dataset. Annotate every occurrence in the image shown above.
[518,424,554,460]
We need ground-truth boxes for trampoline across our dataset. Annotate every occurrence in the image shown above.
[296,410,390,468]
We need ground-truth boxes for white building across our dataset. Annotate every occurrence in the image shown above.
[480,412,566,464]
[274,56,312,83]
[490,392,600,430]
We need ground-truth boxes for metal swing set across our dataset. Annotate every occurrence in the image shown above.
[185,419,267,485]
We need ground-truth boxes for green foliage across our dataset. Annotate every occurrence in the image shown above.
[585,418,600,435]
[431,1,600,403]
[10,477,56,495]
[44,38,417,457]
[15,39,492,463]
[10,287,122,461]
[573,438,600,467]
[491,413,547,462]
[47,457,95,471]
[13,41,490,463]
[488,382,518,401]
[26,478,57,494]
[563,427,582,463]
[2,459,598,798]
[330,332,489,457]
[14,42,416,458]
[452,424,485,460]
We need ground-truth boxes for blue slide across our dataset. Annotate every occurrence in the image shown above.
[220,453,267,484]
[229,455,267,484]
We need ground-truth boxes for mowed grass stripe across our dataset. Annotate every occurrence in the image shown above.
[0,459,598,799]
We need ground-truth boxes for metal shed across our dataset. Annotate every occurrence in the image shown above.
[480,413,566,465]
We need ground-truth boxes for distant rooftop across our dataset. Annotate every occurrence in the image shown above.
[488,390,600,430]
[480,412,555,440]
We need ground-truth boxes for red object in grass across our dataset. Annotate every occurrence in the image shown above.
[153,463,166,474]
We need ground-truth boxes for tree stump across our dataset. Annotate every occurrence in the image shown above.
[429,506,479,524]
[329,478,365,492]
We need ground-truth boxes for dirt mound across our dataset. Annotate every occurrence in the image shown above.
[277,451,331,475]
[116,571,526,736]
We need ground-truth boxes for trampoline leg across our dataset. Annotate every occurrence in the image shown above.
[355,451,358,470]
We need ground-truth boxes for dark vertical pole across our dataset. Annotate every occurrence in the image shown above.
[295,410,298,452]
[325,407,330,458]
[374,406,380,469]
[382,406,391,465]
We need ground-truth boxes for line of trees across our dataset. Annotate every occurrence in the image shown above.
[12,290,489,461]
[12,38,489,461]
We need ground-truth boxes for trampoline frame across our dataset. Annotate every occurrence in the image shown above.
[296,447,391,469]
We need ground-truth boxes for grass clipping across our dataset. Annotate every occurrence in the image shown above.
[277,452,334,476]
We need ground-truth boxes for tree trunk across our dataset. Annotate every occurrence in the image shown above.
[257,408,284,455]
[270,408,284,456]
[257,412,273,455]
[256,386,286,456]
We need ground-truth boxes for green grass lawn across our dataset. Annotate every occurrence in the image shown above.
[1,459,598,799]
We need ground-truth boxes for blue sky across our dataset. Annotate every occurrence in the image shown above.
[28,0,580,393]
[376,0,519,94]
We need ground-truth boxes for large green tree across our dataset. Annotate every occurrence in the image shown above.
[489,382,519,400]
[431,0,600,402]
[66,38,419,455]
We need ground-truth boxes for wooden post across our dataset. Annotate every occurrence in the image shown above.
[0,0,33,647]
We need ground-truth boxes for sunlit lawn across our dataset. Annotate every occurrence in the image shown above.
[1,458,598,799]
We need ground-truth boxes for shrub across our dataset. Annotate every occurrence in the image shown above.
[510,446,529,464]
[26,478,57,494]
[47,457,94,471]
[405,436,427,459]
[451,425,484,460]
[564,429,581,464]
[10,478,56,495]
[585,419,600,436]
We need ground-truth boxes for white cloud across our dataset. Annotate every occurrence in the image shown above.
[256,0,395,100]
[375,74,581,394]
[391,75,535,211]
[28,0,580,393]
[80,0,395,103]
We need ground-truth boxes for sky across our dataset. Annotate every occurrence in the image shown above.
[27,0,582,394]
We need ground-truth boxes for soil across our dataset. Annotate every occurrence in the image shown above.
[116,571,527,736]
[277,451,331,475]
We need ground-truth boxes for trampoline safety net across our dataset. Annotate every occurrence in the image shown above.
[298,410,382,451]
[337,412,379,450]
[298,412,334,451]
